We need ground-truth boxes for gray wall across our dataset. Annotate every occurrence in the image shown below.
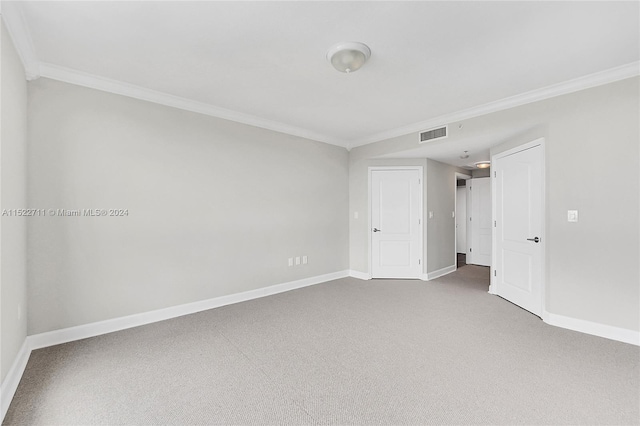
[350,77,639,332]
[1,21,28,382]
[27,78,349,334]
[426,159,467,273]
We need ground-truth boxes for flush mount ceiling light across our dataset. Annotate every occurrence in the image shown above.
[460,151,469,159]
[327,42,371,73]
[475,161,491,169]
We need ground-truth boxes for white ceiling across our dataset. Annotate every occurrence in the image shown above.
[5,1,640,161]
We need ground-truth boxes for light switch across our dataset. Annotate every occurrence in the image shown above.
[302,256,308,264]
[429,211,434,219]
[567,210,578,222]
[295,256,301,265]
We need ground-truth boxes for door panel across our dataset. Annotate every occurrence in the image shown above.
[456,187,467,254]
[495,144,543,316]
[468,177,491,266]
[371,169,422,278]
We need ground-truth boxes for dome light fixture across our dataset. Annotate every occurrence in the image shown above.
[475,161,491,169]
[327,42,371,74]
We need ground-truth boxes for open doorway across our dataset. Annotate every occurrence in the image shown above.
[454,172,472,269]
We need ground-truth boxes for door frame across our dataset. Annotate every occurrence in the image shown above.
[454,172,472,268]
[368,166,424,279]
[490,138,546,317]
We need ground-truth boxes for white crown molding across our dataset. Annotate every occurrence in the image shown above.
[347,61,640,150]
[3,0,638,151]
[38,63,349,148]
[1,1,40,80]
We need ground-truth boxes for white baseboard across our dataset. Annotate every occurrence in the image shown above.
[544,312,640,346]
[426,265,456,280]
[0,270,349,422]
[28,270,349,351]
[349,270,371,280]
[1,339,30,421]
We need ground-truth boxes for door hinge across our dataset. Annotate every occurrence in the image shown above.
[494,270,497,277]
[418,259,421,265]
[469,248,472,252]
[469,217,472,222]
[494,171,496,178]
[494,220,496,227]
[418,218,421,225]
[418,178,421,185]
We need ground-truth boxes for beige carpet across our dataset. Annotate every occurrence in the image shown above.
[4,265,639,425]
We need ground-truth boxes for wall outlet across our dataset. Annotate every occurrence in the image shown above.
[567,210,578,222]
[288,258,293,267]
[295,256,301,265]
[302,255,308,264]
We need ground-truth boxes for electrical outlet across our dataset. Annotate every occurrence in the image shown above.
[295,256,301,265]
[288,258,293,267]
[567,210,578,222]
[302,255,308,264]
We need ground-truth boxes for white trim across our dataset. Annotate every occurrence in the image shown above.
[0,1,40,80]
[37,63,349,148]
[426,264,456,280]
[347,62,640,149]
[491,138,546,317]
[28,270,348,351]
[544,312,640,346]
[368,166,424,279]
[349,270,372,280]
[1,270,348,421]
[1,0,637,149]
[1,339,30,421]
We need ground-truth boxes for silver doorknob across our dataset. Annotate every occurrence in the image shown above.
[372,228,381,232]
[527,237,540,243]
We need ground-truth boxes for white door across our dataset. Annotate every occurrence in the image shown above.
[468,178,491,266]
[494,143,543,316]
[456,186,467,254]
[371,169,422,278]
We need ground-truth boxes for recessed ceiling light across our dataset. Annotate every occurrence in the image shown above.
[475,161,491,169]
[327,42,371,74]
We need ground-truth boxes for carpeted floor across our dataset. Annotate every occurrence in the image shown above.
[4,265,639,425]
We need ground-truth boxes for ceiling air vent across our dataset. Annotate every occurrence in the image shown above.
[419,125,448,144]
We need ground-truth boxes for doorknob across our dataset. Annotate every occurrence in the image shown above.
[527,237,540,243]
[372,228,381,232]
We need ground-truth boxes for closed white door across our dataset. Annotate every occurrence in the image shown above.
[371,169,422,278]
[494,143,543,316]
[456,186,467,254]
[468,177,492,266]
